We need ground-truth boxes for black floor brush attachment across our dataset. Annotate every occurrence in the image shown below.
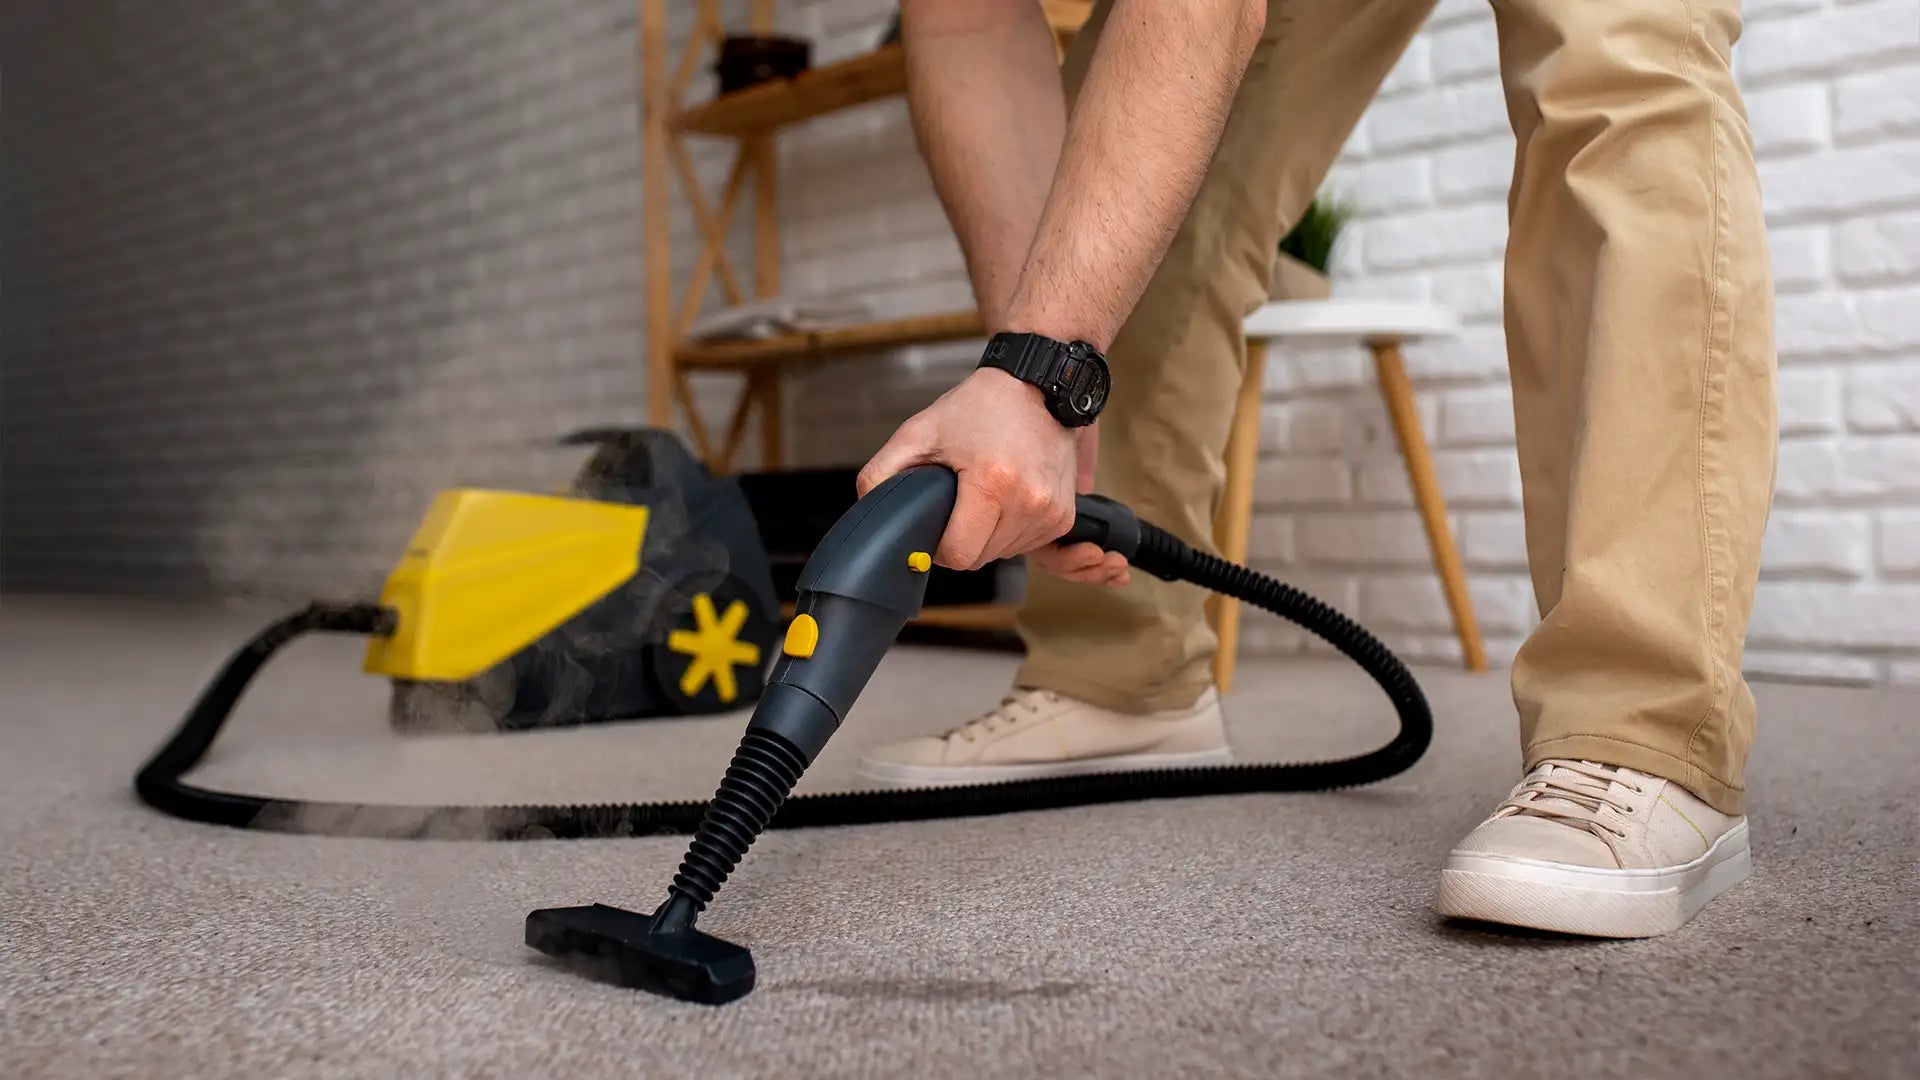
[522,902,754,1005]
[525,728,810,1004]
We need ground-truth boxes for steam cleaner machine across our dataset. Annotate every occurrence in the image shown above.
[137,428,1431,1004]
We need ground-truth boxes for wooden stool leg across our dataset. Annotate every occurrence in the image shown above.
[1371,339,1488,672]
[1210,340,1267,693]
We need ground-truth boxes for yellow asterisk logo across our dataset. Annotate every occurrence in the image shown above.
[665,593,762,703]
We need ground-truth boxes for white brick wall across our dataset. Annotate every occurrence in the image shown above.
[782,0,1920,684]
[2,1,1914,684]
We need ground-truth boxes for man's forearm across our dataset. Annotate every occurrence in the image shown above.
[900,1,1067,329]
[1005,0,1264,350]
[903,1,1264,346]
[865,0,1265,567]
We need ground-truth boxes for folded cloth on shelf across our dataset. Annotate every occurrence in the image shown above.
[687,297,873,342]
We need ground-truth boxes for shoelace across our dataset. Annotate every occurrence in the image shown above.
[1496,759,1645,845]
[942,688,1060,743]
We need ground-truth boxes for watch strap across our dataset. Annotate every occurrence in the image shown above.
[980,332,1055,383]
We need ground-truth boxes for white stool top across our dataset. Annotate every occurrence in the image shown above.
[1244,299,1460,344]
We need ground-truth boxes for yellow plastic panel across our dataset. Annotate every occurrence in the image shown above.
[364,490,649,681]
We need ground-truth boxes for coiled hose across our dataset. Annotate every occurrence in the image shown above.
[135,522,1431,841]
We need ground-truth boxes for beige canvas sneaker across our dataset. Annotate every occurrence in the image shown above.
[856,687,1232,788]
[1435,759,1752,938]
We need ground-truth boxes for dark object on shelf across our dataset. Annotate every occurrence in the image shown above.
[735,466,1002,608]
[714,35,812,95]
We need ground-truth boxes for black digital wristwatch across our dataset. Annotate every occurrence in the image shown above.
[976,331,1111,429]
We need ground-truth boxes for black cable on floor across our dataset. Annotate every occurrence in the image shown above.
[134,534,1431,840]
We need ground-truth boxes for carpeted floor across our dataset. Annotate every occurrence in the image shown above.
[1,594,1914,1078]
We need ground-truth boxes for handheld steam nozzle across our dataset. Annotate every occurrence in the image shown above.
[522,469,1435,1004]
[525,468,1210,1003]
[527,469,1181,1003]
[527,466,963,1003]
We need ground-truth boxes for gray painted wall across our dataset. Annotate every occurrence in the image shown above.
[2,0,680,598]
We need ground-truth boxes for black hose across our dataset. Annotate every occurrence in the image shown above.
[134,603,398,830]
[134,529,1431,840]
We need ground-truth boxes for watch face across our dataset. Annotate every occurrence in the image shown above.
[1058,346,1110,421]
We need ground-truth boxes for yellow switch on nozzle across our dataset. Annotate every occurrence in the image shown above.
[907,551,932,573]
[783,613,819,658]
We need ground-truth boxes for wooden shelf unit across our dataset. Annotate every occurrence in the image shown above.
[640,0,1091,474]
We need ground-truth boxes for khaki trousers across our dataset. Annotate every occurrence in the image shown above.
[1015,0,1778,814]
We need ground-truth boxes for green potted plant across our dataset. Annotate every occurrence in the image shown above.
[1271,192,1355,301]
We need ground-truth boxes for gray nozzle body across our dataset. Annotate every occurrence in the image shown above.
[747,467,958,760]
[746,472,1151,762]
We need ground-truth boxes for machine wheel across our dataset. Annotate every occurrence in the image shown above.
[652,574,777,714]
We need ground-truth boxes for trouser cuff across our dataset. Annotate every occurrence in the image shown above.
[1525,733,1746,815]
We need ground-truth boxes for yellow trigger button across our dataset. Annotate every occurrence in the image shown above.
[783,613,819,658]
[907,551,932,573]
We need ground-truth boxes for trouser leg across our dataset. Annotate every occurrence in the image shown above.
[1493,0,1777,812]
[1016,0,1439,711]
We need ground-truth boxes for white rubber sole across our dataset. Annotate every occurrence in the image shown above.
[856,745,1234,789]
[1434,819,1752,938]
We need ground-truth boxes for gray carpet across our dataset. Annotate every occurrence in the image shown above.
[1,594,1914,1079]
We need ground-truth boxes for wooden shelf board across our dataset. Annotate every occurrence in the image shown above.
[672,3,1092,139]
[675,45,907,138]
[908,603,1017,631]
[676,310,985,368]
[780,601,1017,632]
